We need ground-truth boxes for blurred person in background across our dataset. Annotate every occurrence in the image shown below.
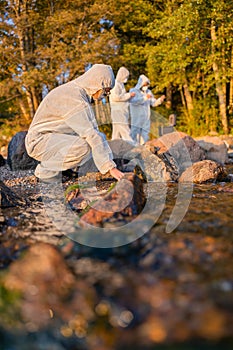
[109,67,136,145]
[129,74,165,145]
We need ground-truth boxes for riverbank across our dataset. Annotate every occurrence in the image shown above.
[0,159,233,349]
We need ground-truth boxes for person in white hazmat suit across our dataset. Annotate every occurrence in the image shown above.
[109,67,136,144]
[25,64,124,181]
[129,74,166,145]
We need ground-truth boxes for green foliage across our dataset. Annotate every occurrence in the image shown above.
[0,0,120,119]
[177,97,221,136]
[99,124,112,140]
[144,0,233,134]
[0,116,31,152]
[0,278,22,329]
[0,0,233,136]
[64,183,90,198]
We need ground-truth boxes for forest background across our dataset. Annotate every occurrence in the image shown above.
[0,0,233,152]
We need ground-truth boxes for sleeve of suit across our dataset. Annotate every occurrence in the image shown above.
[65,102,116,174]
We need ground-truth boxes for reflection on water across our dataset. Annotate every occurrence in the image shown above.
[0,172,233,350]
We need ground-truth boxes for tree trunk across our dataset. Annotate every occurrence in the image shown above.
[94,100,100,122]
[31,86,39,113]
[25,90,35,118]
[229,46,233,114]
[230,77,233,115]
[183,80,194,115]
[15,0,36,119]
[211,20,229,134]
[17,27,35,118]
[165,84,172,109]
[179,86,186,109]
[18,98,30,121]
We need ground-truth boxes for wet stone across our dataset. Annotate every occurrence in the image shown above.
[0,154,6,167]
[7,131,38,171]
[196,135,229,164]
[0,211,5,224]
[179,160,227,183]
[146,131,206,172]
[0,180,26,208]
[0,150,233,349]
[70,173,146,227]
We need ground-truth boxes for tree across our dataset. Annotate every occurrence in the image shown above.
[1,0,232,135]
[0,0,119,120]
[144,0,233,134]
[105,0,156,83]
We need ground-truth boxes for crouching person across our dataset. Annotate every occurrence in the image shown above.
[25,64,124,182]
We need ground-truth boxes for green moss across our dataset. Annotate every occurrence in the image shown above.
[0,278,22,328]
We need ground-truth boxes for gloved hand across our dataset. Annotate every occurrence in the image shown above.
[109,168,125,181]
[160,95,166,102]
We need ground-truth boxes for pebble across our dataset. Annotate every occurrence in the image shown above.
[0,164,37,186]
[0,213,5,223]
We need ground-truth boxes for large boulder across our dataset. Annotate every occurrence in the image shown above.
[0,154,5,167]
[195,136,228,164]
[219,135,233,149]
[7,131,38,171]
[124,145,178,182]
[108,139,178,182]
[77,173,146,228]
[3,243,79,329]
[0,180,25,207]
[179,160,227,183]
[145,131,206,173]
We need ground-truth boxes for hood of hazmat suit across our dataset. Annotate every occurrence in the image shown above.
[135,74,150,90]
[75,64,115,95]
[115,67,129,83]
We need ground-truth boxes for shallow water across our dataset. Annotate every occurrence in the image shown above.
[0,168,233,350]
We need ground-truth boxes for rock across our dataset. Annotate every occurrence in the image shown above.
[195,136,228,164]
[179,160,227,183]
[108,139,135,159]
[0,180,26,207]
[145,132,206,173]
[77,173,146,227]
[217,184,233,192]
[0,210,5,224]
[0,154,6,167]
[158,125,175,136]
[124,145,177,182]
[7,131,38,171]
[77,140,136,176]
[156,151,179,181]
[109,140,178,181]
[219,135,233,149]
[3,243,76,328]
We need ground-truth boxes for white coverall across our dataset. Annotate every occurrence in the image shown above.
[109,67,135,144]
[25,64,116,179]
[129,74,164,145]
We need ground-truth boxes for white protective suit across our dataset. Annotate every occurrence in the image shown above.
[129,74,164,145]
[109,67,135,144]
[25,64,116,179]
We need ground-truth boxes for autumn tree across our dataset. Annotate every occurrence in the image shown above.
[105,0,156,83]
[0,0,119,121]
[1,0,232,136]
[145,0,233,134]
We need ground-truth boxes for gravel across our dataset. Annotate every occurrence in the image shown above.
[0,163,37,187]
